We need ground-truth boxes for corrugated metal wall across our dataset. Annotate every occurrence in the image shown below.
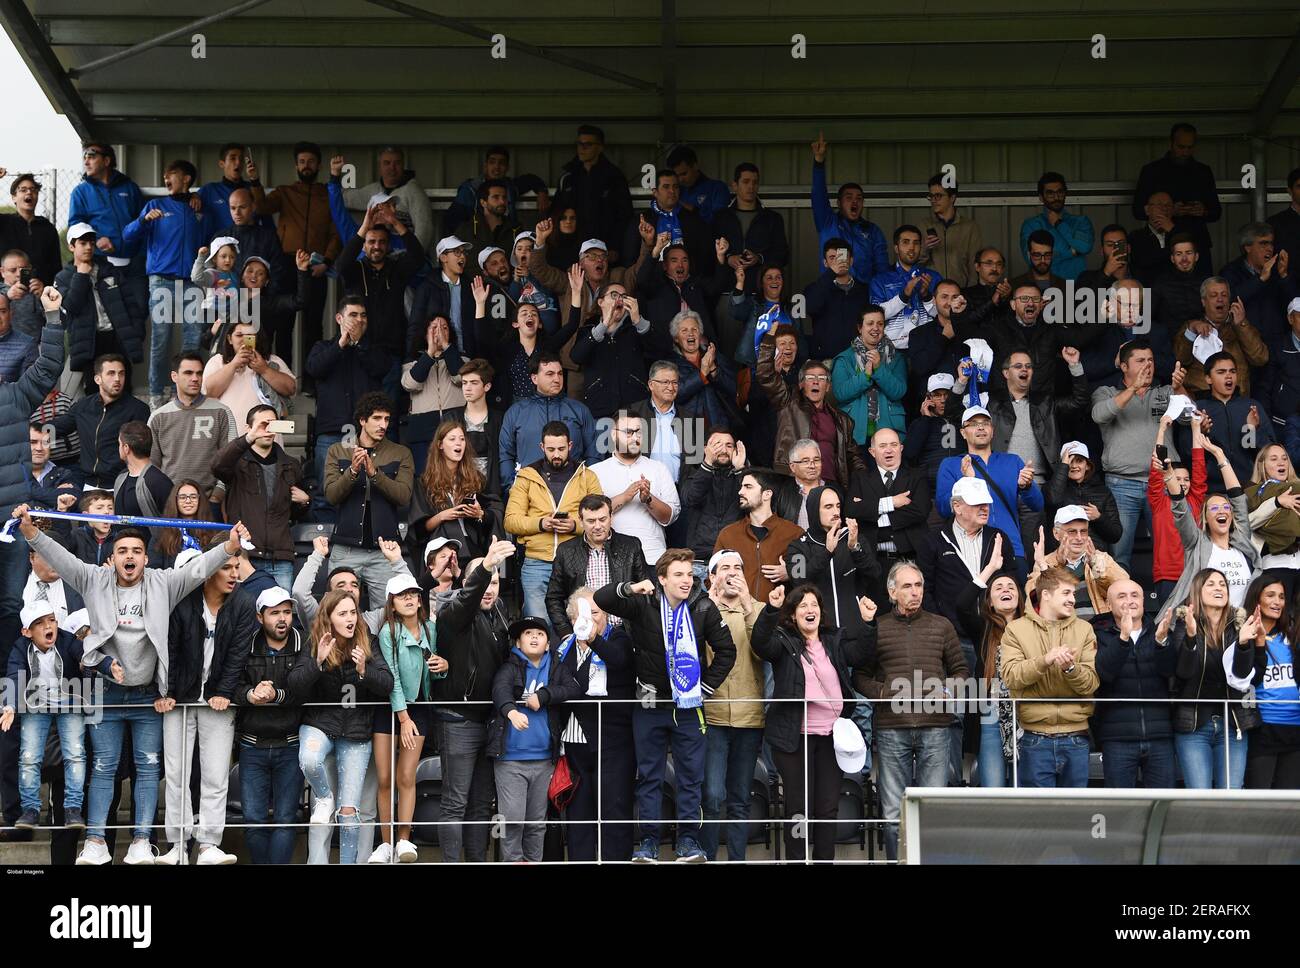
[122,133,1300,286]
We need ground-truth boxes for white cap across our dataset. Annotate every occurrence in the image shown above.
[174,547,202,569]
[1060,441,1090,462]
[255,586,292,612]
[961,405,991,425]
[927,373,955,394]
[386,574,422,598]
[435,236,472,258]
[477,246,505,271]
[60,608,90,636]
[206,236,239,264]
[951,477,993,506]
[1163,393,1197,423]
[832,718,867,774]
[1287,297,1300,315]
[66,222,97,245]
[20,600,55,630]
[578,239,607,257]
[707,549,744,574]
[513,231,536,246]
[423,536,462,561]
[1054,505,1089,527]
[367,191,393,207]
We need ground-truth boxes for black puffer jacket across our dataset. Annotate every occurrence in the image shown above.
[233,627,307,747]
[55,261,145,370]
[287,633,394,741]
[1043,462,1123,548]
[1169,610,1259,735]
[166,584,260,702]
[432,562,510,722]
[0,320,63,516]
[1093,618,1178,743]
[680,462,745,561]
[751,604,875,754]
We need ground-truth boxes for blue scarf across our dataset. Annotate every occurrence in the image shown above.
[958,356,990,408]
[659,595,702,709]
[754,301,792,355]
[651,200,683,244]
[180,528,200,553]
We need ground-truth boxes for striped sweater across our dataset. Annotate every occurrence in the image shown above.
[147,394,237,498]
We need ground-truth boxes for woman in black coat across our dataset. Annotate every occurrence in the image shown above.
[752,582,877,862]
[1044,442,1122,549]
[784,485,879,630]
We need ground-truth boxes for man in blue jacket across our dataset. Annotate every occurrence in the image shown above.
[935,405,1043,582]
[499,353,598,489]
[197,144,265,236]
[667,145,731,223]
[121,160,209,408]
[809,132,888,287]
[1018,172,1094,281]
[869,225,943,350]
[67,143,148,322]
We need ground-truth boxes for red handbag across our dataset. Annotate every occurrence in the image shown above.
[548,754,579,809]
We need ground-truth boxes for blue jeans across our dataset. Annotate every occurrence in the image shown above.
[700,724,763,861]
[849,690,874,777]
[254,559,294,591]
[1017,732,1090,788]
[312,432,342,521]
[148,276,202,397]
[1106,475,1151,572]
[20,712,86,811]
[875,726,951,860]
[86,683,163,840]
[240,744,304,864]
[1102,738,1176,788]
[520,558,553,622]
[632,704,707,843]
[977,711,1007,788]
[1174,716,1248,789]
[0,531,30,822]
[298,725,371,864]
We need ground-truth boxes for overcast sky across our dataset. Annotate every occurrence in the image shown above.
[1,28,82,170]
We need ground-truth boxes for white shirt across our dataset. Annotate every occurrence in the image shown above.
[199,601,218,701]
[951,524,984,581]
[591,454,681,565]
[1207,544,1252,609]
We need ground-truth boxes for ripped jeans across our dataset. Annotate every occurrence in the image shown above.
[86,683,163,841]
[298,725,372,865]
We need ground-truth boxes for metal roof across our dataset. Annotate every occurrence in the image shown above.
[4,0,1300,146]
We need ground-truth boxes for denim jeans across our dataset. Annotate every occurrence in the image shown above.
[253,559,295,591]
[148,276,202,397]
[298,725,372,865]
[239,744,304,864]
[1017,732,1090,788]
[700,724,763,861]
[520,558,553,623]
[875,726,951,860]
[86,682,163,840]
[305,754,376,864]
[19,713,86,811]
[1174,716,1248,789]
[632,704,707,843]
[977,711,1007,788]
[1106,475,1151,572]
[438,717,496,862]
[312,432,342,521]
[0,532,30,823]
[1102,738,1177,788]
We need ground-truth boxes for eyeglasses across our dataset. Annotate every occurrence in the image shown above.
[790,457,822,466]
[177,494,201,502]
[802,375,829,384]
[925,193,948,201]
[650,379,679,387]
[616,427,642,436]
[1205,503,1232,514]
[1015,295,1042,304]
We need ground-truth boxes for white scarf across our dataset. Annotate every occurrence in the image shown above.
[659,595,702,709]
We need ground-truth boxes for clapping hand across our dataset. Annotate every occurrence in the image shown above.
[317,633,336,666]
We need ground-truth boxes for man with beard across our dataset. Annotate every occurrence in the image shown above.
[680,427,746,582]
[955,247,1014,331]
[868,225,942,350]
[1009,231,1065,298]
[478,241,559,337]
[1018,172,1094,281]
[1152,233,1206,339]
[54,353,150,489]
[714,468,802,600]
[1132,123,1221,278]
[248,143,340,362]
[590,411,680,566]
[453,179,520,266]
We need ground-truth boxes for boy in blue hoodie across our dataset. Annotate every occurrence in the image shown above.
[488,617,580,862]
[122,159,209,406]
[1,601,88,830]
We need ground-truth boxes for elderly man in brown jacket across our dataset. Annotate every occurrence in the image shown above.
[1001,565,1099,788]
[1025,505,1129,620]
[1172,276,1269,396]
[855,561,968,861]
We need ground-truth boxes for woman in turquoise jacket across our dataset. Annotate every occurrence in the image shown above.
[831,305,908,447]
[370,574,448,863]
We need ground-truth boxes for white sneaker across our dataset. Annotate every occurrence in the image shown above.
[75,840,112,866]
[195,845,237,865]
[123,839,157,866]
[367,842,394,864]
[395,839,418,863]
[309,795,335,825]
[155,843,187,866]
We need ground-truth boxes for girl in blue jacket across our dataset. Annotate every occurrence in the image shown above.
[831,305,908,448]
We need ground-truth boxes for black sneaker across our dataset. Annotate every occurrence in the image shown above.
[64,808,86,829]
[13,808,39,829]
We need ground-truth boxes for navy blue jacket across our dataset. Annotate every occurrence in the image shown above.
[54,261,146,370]
[1220,256,1299,346]
[304,338,389,436]
[5,628,86,711]
[21,462,79,510]
[803,271,872,360]
[1172,393,1276,494]
[52,389,150,489]
[1093,618,1178,743]
[1262,334,1300,421]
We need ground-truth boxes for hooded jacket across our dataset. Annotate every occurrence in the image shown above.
[999,607,1099,733]
[486,643,582,761]
[68,170,146,262]
[785,485,878,630]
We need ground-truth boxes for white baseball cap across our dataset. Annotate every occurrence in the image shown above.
[833,718,866,774]
[951,477,993,506]
[513,230,536,246]
[206,236,239,264]
[423,536,462,561]
[435,236,472,258]
[961,405,992,425]
[477,246,505,271]
[386,574,422,598]
[927,373,955,394]
[66,222,97,245]
[1060,441,1091,462]
[1287,297,1300,315]
[174,548,202,569]
[578,239,607,257]
[707,549,744,574]
[1054,505,1089,527]
[367,191,394,208]
[255,586,293,611]
[20,600,55,630]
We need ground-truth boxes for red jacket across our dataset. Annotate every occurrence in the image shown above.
[1149,446,1206,582]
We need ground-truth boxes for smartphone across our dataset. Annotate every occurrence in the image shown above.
[833,248,849,264]
[1155,444,1169,462]
[926,228,939,239]
[242,334,257,351]
[1114,240,1129,257]
[554,511,569,519]
[267,419,295,435]
[19,268,32,286]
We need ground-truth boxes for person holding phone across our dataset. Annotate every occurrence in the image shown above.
[918,175,984,287]
[784,485,877,631]
[202,321,298,436]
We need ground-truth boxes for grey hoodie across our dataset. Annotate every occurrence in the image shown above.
[290,549,412,635]
[28,529,233,692]
[1162,488,1260,614]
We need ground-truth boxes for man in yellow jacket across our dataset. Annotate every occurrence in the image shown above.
[504,420,603,621]
[1001,565,1099,787]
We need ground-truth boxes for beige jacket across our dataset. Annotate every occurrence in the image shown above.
[917,211,985,288]
[1025,550,1128,617]
[705,596,765,729]
[1000,607,1099,733]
